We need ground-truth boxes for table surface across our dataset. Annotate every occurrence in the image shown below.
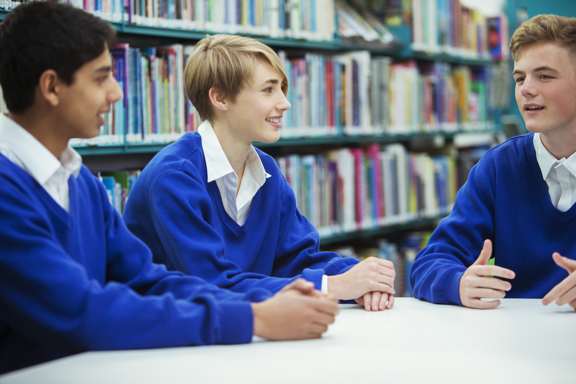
[1,298,574,384]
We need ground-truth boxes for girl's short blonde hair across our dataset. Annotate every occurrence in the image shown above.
[510,14,576,60]
[184,34,288,122]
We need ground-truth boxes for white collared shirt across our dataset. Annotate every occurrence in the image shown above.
[0,114,82,213]
[198,120,270,226]
[534,133,576,212]
[198,120,329,293]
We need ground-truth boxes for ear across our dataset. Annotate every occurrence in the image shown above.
[208,87,228,112]
[37,69,61,108]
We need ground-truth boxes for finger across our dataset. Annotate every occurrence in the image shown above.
[386,294,395,309]
[543,272,576,305]
[377,293,388,311]
[354,297,365,306]
[552,252,576,274]
[310,297,340,316]
[311,312,337,327]
[361,293,372,311]
[371,291,381,312]
[556,285,576,306]
[283,278,315,293]
[469,275,513,291]
[468,288,506,300]
[469,265,515,280]
[473,239,493,266]
[466,299,501,309]
[368,282,395,295]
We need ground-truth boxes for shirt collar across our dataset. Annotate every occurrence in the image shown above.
[534,132,560,180]
[198,120,270,183]
[0,114,82,184]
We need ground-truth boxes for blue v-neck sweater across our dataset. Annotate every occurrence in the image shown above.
[124,132,357,294]
[0,155,270,374]
[410,133,576,305]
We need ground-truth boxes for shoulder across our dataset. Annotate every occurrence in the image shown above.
[480,133,534,166]
[140,132,205,182]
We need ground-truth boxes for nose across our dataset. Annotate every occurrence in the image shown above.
[278,92,291,112]
[520,75,537,97]
[108,76,123,104]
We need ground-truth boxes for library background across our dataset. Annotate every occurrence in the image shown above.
[0,0,575,297]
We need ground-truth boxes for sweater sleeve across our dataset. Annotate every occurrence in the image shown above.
[272,175,358,291]
[409,160,496,305]
[0,173,255,356]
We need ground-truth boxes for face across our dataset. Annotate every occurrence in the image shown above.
[513,42,576,139]
[56,48,123,140]
[223,59,291,145]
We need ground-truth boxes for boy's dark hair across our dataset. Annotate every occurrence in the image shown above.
[0,1,117,113]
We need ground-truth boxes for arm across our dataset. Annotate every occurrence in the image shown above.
[409,161,513,306]
[543,253,576,310]
[0,174,256,354]
[274,179,394,301]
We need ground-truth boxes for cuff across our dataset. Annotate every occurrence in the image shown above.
[444,269,465,306]
[302,268,325,291]
[321,274,328,294]
[216,301,254,345]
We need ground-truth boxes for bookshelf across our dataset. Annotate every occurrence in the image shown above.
[0,1,505,254]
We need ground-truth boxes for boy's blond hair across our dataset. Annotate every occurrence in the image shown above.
[510,14,576,60]
[184,34,288,122]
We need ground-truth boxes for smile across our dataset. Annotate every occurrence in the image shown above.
[265,117,281,123]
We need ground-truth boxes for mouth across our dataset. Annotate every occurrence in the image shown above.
[524,105,544,111]
[265,117,282,128]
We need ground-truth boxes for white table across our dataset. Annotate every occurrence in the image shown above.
[1,298,574,384]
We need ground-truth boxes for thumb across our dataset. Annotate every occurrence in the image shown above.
[474,239,493,266]
[282,278,315,294]
[552,252,576,274]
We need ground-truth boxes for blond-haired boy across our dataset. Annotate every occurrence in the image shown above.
[124,34,396,311]
[410,14,576,310]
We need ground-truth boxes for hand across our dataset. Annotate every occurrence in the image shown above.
[251,289,339,340]
[542,253,576,310]
[459,239,515,309]
[328,257,395,300]
[355,291,395,311]
[280,278,315,294]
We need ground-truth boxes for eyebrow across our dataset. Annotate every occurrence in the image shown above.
[260,79,279,86]
[512,66,559,76]
[95,65,113,74]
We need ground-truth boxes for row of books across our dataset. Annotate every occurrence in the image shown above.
[72,41,497,146]
[276,144,458,237]
[411,0,508,61]
[327,232,433,297]
[99,170,141,214]
[3,0,335,42]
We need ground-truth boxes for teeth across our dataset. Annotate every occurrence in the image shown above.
[266,118,280,123]
[526,106,543,110]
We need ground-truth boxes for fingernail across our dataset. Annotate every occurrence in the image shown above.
[366,306,371,311]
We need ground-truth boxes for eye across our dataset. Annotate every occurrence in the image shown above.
[514,77,524,84]
[263,87,273,93]
[540,74,553,79]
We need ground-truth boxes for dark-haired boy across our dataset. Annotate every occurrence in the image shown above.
[0,1,338,374]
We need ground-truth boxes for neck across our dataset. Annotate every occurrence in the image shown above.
[211,120,252,184]
[8,111,67,159]
[539,130,576,159]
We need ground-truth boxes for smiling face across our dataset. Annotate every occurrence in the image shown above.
[55,48,123,140]
[513,41,576,141]
[221,59,291,146]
